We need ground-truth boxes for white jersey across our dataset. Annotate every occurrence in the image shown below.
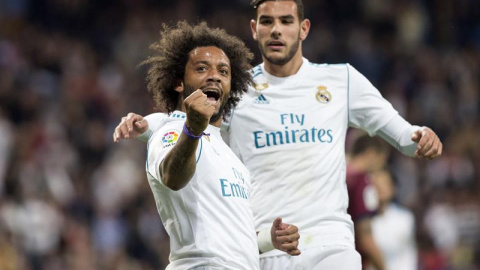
[225,58,410,255]
[146,111,259,270]
[371,204,417,270]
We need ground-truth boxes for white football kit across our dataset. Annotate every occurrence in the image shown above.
[143,59,420,269]
[371,204,418,270]
[146,111,259,270]
[224,58,419,268]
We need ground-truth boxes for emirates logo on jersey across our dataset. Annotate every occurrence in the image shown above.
[315,85,331,104]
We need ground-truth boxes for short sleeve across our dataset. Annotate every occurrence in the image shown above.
[139,113,168,142]
[146,125,182,183]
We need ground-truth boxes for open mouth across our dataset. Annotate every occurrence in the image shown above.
[202,88,221,105]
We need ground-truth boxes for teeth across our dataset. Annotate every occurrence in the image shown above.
[207,98,218,105]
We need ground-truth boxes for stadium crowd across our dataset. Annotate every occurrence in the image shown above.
[0,0,478,269]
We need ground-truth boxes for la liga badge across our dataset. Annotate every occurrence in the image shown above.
[162,130,179,148]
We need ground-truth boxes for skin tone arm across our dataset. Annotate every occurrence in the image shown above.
[160,90,215,190]
[355,218,386,270]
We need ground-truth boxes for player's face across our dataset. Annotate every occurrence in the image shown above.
[251,1,310,65]
[181,46,231,122]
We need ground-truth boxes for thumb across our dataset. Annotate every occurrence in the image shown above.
[411,129,422,143]
[134,119,148,132]
[273,217,283,230]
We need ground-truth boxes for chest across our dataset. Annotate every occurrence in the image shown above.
[194,137,251,200]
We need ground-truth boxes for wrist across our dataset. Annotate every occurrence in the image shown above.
[257,228,275,253]
[182,124,209,140]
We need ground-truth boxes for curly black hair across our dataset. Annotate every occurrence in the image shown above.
[142,21,254,120]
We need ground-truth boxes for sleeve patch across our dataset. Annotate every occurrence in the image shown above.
[161,129,180,148]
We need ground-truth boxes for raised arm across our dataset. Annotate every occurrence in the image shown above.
[160,90,215,190]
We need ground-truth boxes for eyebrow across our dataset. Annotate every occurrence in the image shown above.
[258,14,295,20]
[194,60,230,68]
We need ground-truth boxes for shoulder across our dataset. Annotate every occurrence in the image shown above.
[305,61,352,80]
[148,120,183,150]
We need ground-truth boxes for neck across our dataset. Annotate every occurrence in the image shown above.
[210,117,222,128]
[263,48,304,77]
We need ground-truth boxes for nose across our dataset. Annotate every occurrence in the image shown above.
[207,69,221,84]
[271,20,282,38]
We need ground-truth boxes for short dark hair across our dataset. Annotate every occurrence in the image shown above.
[351,134,390,157]
[250,0,305,21]
[142,21,254,119]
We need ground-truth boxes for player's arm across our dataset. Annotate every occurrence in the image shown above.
[346,64,442,160]
[376,116,442,160]
[257,217,301,256]
[355,218,386,270]
[113,112,165,143]
[160,90,214,190]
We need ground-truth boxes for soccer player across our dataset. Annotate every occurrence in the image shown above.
[371,169,418,270]
[139,21,300,270]
[347,133,391,270]
[114,1,442,269]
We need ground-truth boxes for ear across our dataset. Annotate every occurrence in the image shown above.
[299,19,310,41]
[250,19,258,41]
[174,81,184,93]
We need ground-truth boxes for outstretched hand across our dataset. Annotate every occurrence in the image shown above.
[411,126,442,160]
[271,217,301,256]
[113,112,148,142]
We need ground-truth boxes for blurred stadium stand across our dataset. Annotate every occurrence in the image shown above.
[0,0,478,269]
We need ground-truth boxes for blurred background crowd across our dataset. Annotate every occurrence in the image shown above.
[0,0,478,269]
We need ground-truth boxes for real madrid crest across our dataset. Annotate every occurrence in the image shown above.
[315,85,331,104]
[253,83,269,91]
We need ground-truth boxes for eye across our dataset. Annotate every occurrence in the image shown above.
[197,66,207,72]
[219,69,229,76]
[259,18,272,25]
[282,19,294,24]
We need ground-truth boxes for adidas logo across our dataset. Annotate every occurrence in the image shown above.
[253,94,269,104]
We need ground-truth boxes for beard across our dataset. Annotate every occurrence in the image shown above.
[182,83,225,123]
[259,36,300,65]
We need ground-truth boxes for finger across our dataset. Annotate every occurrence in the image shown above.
[113,128,119,143]
[287,249,301,256]
[272,217,282,230]
[185,89,207,103]
[117,117,130,139]
[185,90,209,111]
[126,113,144,132]
[411,130,422,143]
[281,241,299,250]
[281,242,300,253]
[275,224,297,236]
[423,138,442,159]
[134,120,147,131]
[276,233,300,243]
[417,135,433,156]
[126,115,135,133]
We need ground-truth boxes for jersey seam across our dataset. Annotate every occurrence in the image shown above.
[346,64,350,125]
